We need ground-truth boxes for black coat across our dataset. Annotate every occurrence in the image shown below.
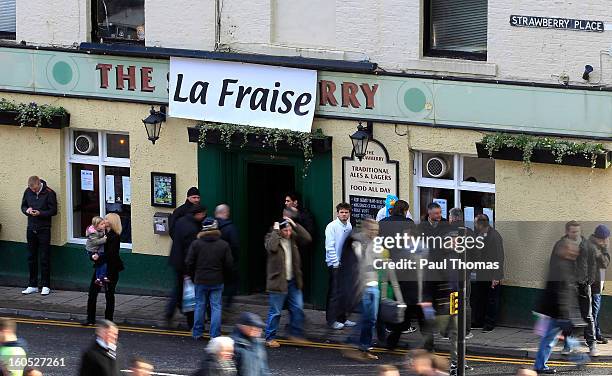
[169,215,202,272]
[478,227,505,280]
[218,218,240,260]
[105,230,125,278]
[20,179,57,230]
[185,232,233,285]
[169,200,197,239]
[78,342,120,376]
[536,249,582,326]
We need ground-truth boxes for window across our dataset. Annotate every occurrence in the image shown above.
[67,130,132,247]
[424,0,487,60]
[92,0,145,44]
[414,152,495,224]
[0,0,16,40]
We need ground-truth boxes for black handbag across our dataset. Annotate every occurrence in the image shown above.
[379,268,407,324]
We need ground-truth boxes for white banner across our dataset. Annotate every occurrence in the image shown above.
[169,57,317,132]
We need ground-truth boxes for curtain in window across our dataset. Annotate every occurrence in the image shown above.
[430,0,487,53]
[0,0,16,33]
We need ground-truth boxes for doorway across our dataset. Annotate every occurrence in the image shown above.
[246,163,296,293]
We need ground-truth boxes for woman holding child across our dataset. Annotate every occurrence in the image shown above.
[84,213,125,325]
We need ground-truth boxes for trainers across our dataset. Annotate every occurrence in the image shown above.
[94,279,103,287]
[343,320,357,328]
[597,336,609,344]
[465,332,474,340]
[330,321,345,330]
[22,287,39,295]
[482,325,494,333]
[589,345,599,357]
[403,326,417,334]
[41,287,50,295]
[265,340,280,348]
[561,346,571,356]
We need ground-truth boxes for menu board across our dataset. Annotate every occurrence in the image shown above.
[343,140,399,221]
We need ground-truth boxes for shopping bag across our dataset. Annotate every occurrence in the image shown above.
[533,312,550,337]
[182,277,196,313]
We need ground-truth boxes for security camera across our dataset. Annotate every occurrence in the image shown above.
[583,65,594,81]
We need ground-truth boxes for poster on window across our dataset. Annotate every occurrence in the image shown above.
[151,172,177,207]
[483,208,494,227]
[342,140,399,221]
[105,175,115,203]
[80,170,94,191]
[122,176,131,205]
[464,206,475,229]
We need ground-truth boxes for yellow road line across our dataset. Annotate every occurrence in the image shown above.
[11,317,612,368]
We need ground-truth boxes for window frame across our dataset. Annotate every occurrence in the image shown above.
[65,129,132,249]
[413,152,495,223]
[90,0,145,45]
[423,0,487,61]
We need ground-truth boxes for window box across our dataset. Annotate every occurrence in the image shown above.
[475,142,611,169]
[0,110,70,129]
[187,127,333,153]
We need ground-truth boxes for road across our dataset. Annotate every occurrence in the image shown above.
[6,318,612,375]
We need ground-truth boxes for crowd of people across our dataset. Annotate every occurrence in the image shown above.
[7,177,612,375]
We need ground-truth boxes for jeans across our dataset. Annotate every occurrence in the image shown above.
[95,262,108,281]
[26,228,51,287]
[592,293,602,339]
[87,271,119,323]
[193,283,224,338]
[534,319,579,370]
[265,279,304,341]
[347,286,380,351]
[578,283,596,346]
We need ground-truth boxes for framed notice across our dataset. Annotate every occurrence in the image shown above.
[151,172,177,208]
[342,139,399,221]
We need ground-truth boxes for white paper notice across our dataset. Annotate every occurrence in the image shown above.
[80,170,94,191]
[464,206,475,230]
[105,175,115,203]
[433,198,448,219]
[483,208,494,227]
[122,176,131,205]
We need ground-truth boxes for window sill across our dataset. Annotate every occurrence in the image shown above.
[403,58,497,77]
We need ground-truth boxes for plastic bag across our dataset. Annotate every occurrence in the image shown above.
[182,277,196,313]
[533,312,550,337]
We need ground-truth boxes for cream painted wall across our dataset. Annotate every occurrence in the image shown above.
[0,126,64,245]
[0,93,198,256]
[145,0,216,50]
[17,0,89,45]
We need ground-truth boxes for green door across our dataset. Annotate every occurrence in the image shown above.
[197,144,332,308]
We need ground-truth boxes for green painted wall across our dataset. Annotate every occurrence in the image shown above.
[0,241,174,295]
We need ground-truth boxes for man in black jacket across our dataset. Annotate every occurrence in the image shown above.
[185,218,233,339]
[215,204,240,309]
[165,205,206,328]
[472,213,504,333]
[78,320,120,376]
[168,187,200,239]
[21,176,57,296]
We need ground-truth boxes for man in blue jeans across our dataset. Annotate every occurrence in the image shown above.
[340,219,381,361]
[589,225,611,345]
[185,218,233,339]
[534,239,587,374]
[264,216,312,348]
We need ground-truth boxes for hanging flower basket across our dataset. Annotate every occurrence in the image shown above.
[476,133,611,170]
[187,122,332,177]
[0,99,70,129]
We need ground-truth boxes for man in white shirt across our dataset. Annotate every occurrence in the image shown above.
[325,203,355,330]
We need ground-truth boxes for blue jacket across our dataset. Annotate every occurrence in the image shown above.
[231,327,270,376]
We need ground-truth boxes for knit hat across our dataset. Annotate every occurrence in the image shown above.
[187,186,200,197]
[594,224,611,239]
[202,218,218,231]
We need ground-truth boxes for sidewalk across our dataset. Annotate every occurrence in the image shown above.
[1,286,610,361]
